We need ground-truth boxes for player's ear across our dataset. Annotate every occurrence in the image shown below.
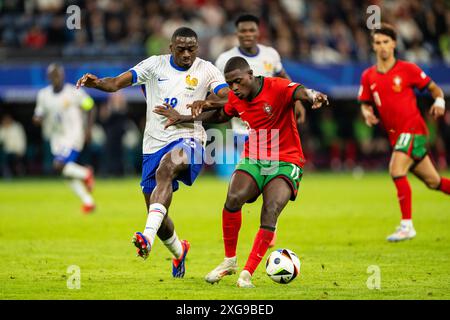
[248,69,253,78]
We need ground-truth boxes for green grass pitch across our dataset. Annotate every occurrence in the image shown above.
[1,172,449,300]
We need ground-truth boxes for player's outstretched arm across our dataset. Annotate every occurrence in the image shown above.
[360,103,379,127]
[189,87,230,118]
[293,87,329,109]
[426,81,446,120]
[76,71,133,92]
[154,104,232,129]
[187,99,228,118]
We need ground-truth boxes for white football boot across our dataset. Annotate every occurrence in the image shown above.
[236,270,255,288]
[205,257,238,284]
[386,222,416,242]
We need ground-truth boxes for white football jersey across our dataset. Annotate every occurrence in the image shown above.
[215,44,284,135]
[34,84,90,155]
[130,54,227,154]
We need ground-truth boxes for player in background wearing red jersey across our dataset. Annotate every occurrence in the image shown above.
[358,24,449,242]
[154,57,328,287]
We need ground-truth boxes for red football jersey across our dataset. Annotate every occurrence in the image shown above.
[224,77,305,167]
[358,60,431,145]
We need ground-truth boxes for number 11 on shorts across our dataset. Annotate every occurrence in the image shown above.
[290,164,300,180]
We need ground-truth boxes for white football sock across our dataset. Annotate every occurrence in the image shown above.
[401,219,413,228]
[69,179,94,205]
[62,162,89,180]
[162,231,183,259]
[143,203,167,247]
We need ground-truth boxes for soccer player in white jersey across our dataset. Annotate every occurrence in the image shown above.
[215,14,306,247]
[33,63,96,214]
[76,27,229,278]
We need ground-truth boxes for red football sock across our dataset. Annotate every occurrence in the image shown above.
[439,177,450,194]
[222,207,242,258]
[393,176,412,220]
[244,228,274,275]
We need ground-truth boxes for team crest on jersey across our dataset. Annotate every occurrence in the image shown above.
[262,103,273,117]
[264,61,274,73]
[63,98,70,108]
[392,76,402,92]
[185,75,198,91]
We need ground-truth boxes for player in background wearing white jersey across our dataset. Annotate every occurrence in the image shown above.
[33,63,96,214]
[215,14,306,248]
[76,27,229,278]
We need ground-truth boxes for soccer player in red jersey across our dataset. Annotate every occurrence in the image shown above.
[358,24,449,242]
[154,56,328,287]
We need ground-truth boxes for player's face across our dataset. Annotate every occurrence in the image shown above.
[372,33,396,61]
[170,36,198,69]
[47,67,64,89]
[236,21,259,49]
[225,69,253,100]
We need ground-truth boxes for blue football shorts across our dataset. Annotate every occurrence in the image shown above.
[140,138,204,194]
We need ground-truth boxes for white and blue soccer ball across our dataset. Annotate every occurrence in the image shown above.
[265,249,301,284]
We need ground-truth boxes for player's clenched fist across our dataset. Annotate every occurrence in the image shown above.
[429,104,445,121]
[76,73,99,89]
[312,92,329,109]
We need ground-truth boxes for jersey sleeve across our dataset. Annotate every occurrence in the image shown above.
[129,56,158,85]
[223,92,238,117]
[206,62,228,95]
[34,90,46,118]
[271,48,283,75]
[214,54,226,74]
[358,70,373,104]
[408,63,431,91]
[272,78,304,107]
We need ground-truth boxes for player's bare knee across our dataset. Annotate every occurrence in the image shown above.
[389,167,405,178]
[225,192,245,211]
[423,176,440,190]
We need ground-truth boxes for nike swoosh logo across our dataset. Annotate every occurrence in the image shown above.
[238,111,245,115]
[158,78,169,82]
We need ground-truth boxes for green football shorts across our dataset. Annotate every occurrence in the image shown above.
[394,133,428,161]
[235,158,303,201]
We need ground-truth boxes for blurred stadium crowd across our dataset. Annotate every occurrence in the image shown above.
[1,0,450,63]
[1,0,450,178]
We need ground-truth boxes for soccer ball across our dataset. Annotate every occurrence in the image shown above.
[265,249,301,284]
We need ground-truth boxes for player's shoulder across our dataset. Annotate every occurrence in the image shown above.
[361,65,377,78]
[65,83,78,91]
[195,57,221,72]
[258,44,280,56]
[396,59,421,71]
[265,76,292,88]
[37,85,53,96]
[217,46,239,59]
[136,54,168,68]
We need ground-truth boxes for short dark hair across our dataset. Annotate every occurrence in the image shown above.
[171,27,198,42]
[235,14,260,27]
[47,62,64,74]
[224,56,250,74]
[371,23,397,41]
